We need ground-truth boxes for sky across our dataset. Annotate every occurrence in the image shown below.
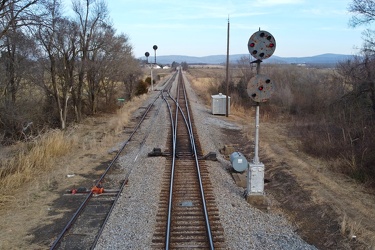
[65,0,365,58]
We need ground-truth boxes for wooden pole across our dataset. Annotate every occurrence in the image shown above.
[225,17,230,117]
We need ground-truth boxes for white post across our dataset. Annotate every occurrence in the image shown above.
[247,61,266,207]
[247,103,265,196]
[253,103,260,164]
[151,65,153,91]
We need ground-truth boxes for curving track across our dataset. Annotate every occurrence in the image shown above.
[152,69,226,249]
[49,68,225,249]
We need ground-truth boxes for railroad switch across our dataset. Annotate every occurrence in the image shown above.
[91,184,104,194]
[148,148,168,157]
[69,185,104,194]
[199,152,217,161]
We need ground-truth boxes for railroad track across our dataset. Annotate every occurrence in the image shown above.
[49,69,225,249]
[49,72,177,250]
[152,69,226,249]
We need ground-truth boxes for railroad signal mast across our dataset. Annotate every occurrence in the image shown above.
[145,45,158,91]
[246,30,276,205]
[145,52,150,64]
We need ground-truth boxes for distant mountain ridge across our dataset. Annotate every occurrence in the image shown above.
[148,53,355,65]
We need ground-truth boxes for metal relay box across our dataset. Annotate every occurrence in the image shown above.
[211,93,230,115]
[248,162,265,195]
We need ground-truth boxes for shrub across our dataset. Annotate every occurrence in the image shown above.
[135,80,149,96]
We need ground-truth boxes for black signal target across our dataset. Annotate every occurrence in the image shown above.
[247,30,276,60]
[247,74,274,102]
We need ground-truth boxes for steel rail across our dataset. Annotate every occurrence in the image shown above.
[91,83,170,249]
[162,90,176,250]
[164,69,214,249]
[180,72,214,249]
[159,70,177,249]
[165,70,180,249]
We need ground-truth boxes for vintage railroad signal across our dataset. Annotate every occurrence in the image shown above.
[246,30,277,204]
[247,30,276,60]
[247,74,274,102]
[153,45,158,64]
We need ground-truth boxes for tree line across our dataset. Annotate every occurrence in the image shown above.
[0,0,142,144]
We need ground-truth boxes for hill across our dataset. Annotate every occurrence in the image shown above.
[149,53,355,66]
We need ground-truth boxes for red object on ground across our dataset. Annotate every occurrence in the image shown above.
[91,186,104,194]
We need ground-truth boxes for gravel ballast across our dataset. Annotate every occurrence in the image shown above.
[95,72,317,250]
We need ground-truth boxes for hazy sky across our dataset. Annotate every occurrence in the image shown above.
[65,0,365,58]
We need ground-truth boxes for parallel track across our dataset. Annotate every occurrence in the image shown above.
[50,72,178,250]
[152,69,226,249]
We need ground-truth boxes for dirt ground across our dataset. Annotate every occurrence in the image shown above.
[261,121,375,249]
[0,114,131,249]
[1,73,375,249]
[221,117,375,249]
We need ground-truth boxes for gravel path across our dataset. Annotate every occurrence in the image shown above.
[95,72,317,249]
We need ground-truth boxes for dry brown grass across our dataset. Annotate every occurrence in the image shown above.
[0,94,148,207]
[340,213,375,245]
[187,75,219,105]
[0,92,152,249]
[108,94,147,134]
[187,69,256,124]
[0,130,75,193]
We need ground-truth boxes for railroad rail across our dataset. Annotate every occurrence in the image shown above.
[152,69,226,249]
[50,72,177,250]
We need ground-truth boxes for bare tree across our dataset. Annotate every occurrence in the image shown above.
[236,55,254,84]
[348,0,375,114]
[88,30,139,109]
[349,0,375,27]
[0,0,39,142]
[86,22,112,114]
[72,0,108,120]
[36,0,76,129]
[111,34,141,100]
[0,0,40,104]
[0,0,38,39]
[349,0,375,53]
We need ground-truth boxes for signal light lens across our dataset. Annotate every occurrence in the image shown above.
[259,86,264,91]
[269,43,275,48]
[249,43,255,47]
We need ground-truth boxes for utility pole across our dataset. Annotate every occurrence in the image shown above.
[225,17,230,117]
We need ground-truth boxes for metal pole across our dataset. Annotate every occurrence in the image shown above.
[225,17,230,117]
[254,103,260,164]
[256,60,261,74]
[253,60,261,163]
[151,66,153,91]
[152,45,158,92]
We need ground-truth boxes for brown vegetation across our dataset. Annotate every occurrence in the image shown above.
[186,62,375,247]
[187,61,375,186]
[0,0,142,143]
[0,94,146,210]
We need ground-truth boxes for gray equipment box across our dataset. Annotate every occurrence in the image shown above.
[248,162,265,195]
[211,93,230,115]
